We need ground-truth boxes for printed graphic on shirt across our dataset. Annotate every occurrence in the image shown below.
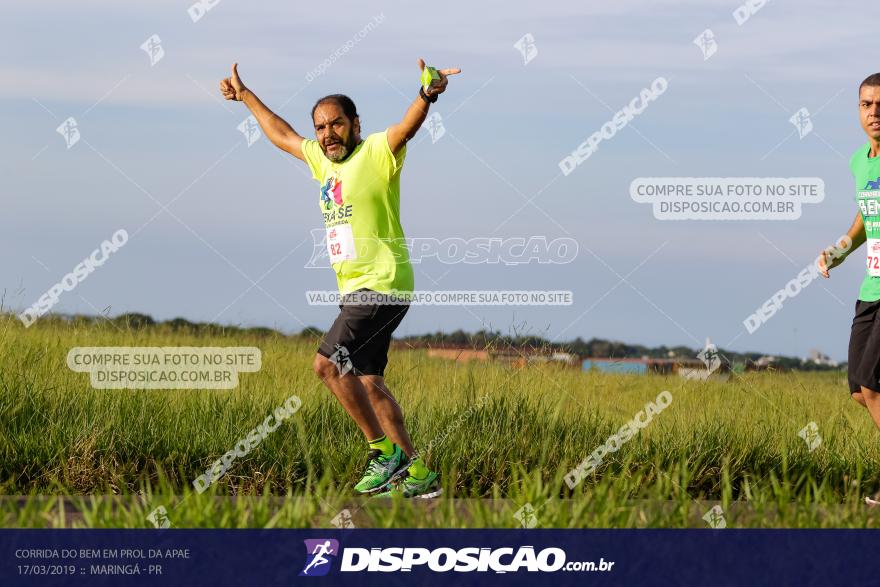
[321,176,344,209]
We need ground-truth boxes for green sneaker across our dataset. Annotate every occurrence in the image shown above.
[354,445,409,494]
[375,469,442,499]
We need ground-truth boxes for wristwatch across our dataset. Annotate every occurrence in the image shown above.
[419,86,438,104]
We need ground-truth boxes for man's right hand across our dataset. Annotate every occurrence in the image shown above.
[818,243,847,278]
[220,63,247,101]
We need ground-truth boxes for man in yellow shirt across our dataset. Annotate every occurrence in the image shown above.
[220,59,460,498]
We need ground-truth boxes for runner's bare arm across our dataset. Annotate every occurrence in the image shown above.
[220,63,305,161]
[387,58,461,155]
[820,211,865,278]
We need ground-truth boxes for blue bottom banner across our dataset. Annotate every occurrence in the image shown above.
[0,529,872,586]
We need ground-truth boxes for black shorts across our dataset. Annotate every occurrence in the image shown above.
[317,290,409,377]
[848,299,880,394]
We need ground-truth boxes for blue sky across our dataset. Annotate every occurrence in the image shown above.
[1,0,876,361]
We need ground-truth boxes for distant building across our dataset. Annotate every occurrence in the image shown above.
[808,349,838,368]
[754,355,776,368]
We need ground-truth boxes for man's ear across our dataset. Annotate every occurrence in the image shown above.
[353,116,361,139]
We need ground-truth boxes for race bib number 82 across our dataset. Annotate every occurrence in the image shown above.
[327,224,357,264]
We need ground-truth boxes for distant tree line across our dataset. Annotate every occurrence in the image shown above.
[13,313,842,371]
[397,330,844,372]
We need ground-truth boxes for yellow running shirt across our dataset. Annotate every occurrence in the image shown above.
[301,130,414,295]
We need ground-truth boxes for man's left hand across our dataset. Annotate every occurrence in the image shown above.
[419,58,461,99]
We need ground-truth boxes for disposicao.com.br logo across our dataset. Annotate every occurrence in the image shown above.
[299,539,613,575]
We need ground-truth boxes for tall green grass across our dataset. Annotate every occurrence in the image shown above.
[1,314,878,527]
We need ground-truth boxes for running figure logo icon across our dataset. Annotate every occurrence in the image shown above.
[140,34,164,66]
[692,29,717,61]
[702,505,727,529]
[299,539,339,577]
[425,112,446,143]
[56,117,80,149]
[697,338,721,374]
[237,115,261,147]
[789,107,813,139]
[513,33,538,65]
[330,344,353,376]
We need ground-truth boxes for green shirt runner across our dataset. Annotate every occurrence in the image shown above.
[301,131,415,296]
[851,142,880,301]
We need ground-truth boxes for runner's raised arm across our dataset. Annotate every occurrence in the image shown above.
[220,63,306,161]
[386,58,461,155]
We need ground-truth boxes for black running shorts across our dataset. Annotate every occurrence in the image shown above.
[848,299,880,394]
[317,289,409,377]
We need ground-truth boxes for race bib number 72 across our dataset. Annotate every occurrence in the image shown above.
[868,238,880,277]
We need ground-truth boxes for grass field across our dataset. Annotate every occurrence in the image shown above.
[3,314,880,528]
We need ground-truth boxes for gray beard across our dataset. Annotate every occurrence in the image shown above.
[324,137,359,163]
[326,144,349,163]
